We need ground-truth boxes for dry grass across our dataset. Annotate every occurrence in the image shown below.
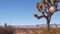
[32,27,60,34]
[0,26,60,34]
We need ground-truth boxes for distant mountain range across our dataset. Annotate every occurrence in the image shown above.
[12,24,60,28]
[0,24,60,28]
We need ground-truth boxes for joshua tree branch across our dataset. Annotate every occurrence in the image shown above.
[34,13,47,20]
[56,8,60,11]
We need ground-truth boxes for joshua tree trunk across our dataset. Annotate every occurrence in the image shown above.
[46,11,52,30]
[46,17,51,30]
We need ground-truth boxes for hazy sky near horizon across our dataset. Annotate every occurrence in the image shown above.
[0,0,60,26]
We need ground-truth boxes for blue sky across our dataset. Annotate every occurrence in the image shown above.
[0,0,60,26]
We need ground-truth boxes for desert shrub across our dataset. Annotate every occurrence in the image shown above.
[0,26,14,34]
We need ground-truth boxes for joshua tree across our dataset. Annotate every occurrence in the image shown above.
[5,23,7,27]
[34,0,60,30]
